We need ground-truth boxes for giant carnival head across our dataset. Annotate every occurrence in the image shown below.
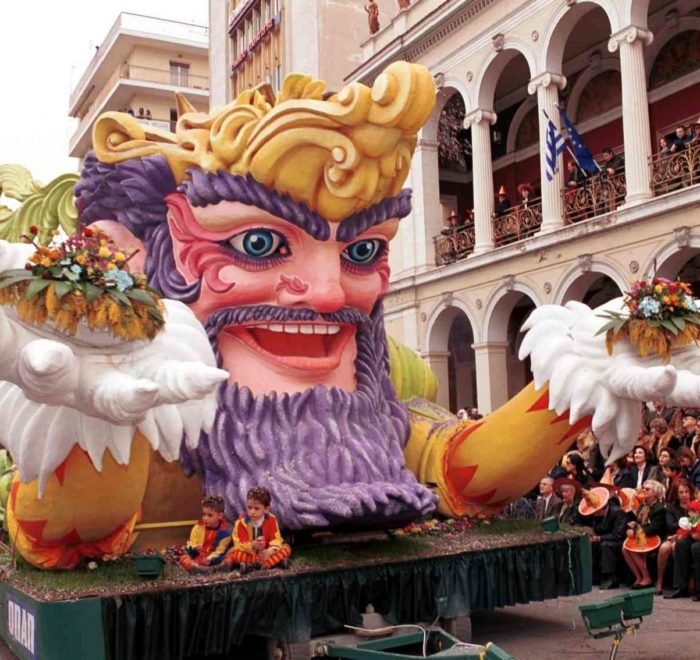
[75,62,439,529]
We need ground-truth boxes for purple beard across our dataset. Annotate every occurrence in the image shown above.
[181,303,438,528]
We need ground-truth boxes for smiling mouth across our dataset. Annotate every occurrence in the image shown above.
[226,322,356,371]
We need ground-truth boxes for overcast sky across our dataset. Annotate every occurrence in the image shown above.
[1,1,208,185]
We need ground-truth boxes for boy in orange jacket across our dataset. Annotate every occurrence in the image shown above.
[225,486,291,574]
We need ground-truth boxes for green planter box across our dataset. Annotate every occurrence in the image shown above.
[579,595,625,630]
[0,583,105,660]
[621,588,654,618]
[135,555,165,578]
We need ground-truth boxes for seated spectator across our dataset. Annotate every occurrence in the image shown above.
[666,498,700,599]
[517,182,534,209]
[643,400,675,432]
[622,480,667,589]
[579,486,627,589]
[657,479,693,594]
[670,125,692,152]
[601,457,634,489]
[680,414,699,449]
[495,186,511,217]
[565,160,586,188]
[629,445,662,490]
[687,449,700,491]
[600,147,624,178]
[555,478,583,526]
[661,459,683,496]
[658,136,671,156]
[644,418,679,457]
[180,495,232,571]
[565,452,594,487]
[535,476,563,520]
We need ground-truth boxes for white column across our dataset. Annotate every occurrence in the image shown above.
[472,342,508,414]
[464,109,497,254]
[422,350,450,410]
[528,72,567,233]
[407,136,441,272]
[608,26,654,204]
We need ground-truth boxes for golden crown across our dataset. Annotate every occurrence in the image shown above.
[91,62,436,222]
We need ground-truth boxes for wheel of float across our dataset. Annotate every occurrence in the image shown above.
[441,615,472,643]
[266,639,311,660]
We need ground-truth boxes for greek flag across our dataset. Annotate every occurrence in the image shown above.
[545,113,566,182]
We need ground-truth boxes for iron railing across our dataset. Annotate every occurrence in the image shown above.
[563,171,626,224]
[650,143,700,195]
[433,225,475,265]
[493,201,543,247]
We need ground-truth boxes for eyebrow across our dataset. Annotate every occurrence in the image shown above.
[336,189,412,242]
[181,171,331,241]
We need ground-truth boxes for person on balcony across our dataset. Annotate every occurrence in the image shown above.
[441,211,460,235]
[566,160,587,188]
[517,182,534,209]
[658,136,671,157]
[495,186,511,217]
[670,125,691,153]
[691,119,700,147]
[600,147,624,179]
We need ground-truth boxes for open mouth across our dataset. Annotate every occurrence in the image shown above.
[226,322,356,372]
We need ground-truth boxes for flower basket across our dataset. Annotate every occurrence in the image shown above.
[0,226,164,342]
[597,277,700,363]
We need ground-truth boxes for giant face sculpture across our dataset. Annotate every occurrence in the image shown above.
[76,63,439,528]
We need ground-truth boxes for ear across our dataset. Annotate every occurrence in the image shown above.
[90,221,146,272]
[165,193,203,285]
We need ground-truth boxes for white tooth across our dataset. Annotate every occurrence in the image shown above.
[268,324,284,332]
[284,324,299,334]
[299,325,313,335]
[327,325,341,335]
[314,325,328,335]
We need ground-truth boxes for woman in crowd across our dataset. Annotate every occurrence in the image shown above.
[622,480,667,589]
[643,418,678,457]
[565,452,593,487]
[658,136,671,157]
[602,457,634,488]
[677,447,696,479]
[656,478,693,595]
[629,445,662,490]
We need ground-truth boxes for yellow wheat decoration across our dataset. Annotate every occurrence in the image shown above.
[606,319,700,363]
[0,282,164,342]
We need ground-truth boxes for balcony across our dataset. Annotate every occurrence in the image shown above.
[69,63,209,157]
[431,150,700,266]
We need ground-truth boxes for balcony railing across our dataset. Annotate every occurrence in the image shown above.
[121,64,209,90]
[434,225,475,265]
[493,201,543,247]
[562,171,626,224]
[650,143,700,195]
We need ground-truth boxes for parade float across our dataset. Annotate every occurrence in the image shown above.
[0,61,698,659]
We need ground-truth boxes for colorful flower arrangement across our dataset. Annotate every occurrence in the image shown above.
[597,276,700,361]
[389,515,492,538]
[0,226,164,341]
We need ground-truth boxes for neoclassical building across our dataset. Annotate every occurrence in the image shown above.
[347,0,700,414]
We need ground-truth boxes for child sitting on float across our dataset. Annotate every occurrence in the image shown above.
[224,486,291,574]
[180,495,232,571]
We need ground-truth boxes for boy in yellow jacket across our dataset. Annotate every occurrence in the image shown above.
[225,487,291,574]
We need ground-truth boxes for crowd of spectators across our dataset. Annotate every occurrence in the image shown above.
[521,401,700,599]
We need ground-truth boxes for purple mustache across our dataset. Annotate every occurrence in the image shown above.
[203,305,370,365]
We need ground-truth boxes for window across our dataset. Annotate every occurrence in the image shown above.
[170,61,190,87]
[170,108,178,133]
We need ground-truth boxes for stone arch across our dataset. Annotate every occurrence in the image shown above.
[423,299,480,412]
[424,297,481,353]
[567,58,622,123]
[623,0,651,29]
[482,282,542,343]
[647,21,700,88]
[541,0,619,74]
[421,82,470,143]
[648,234,700,282]
[553,260,628,305]
[474,39,537,111]
[506,95,538,154]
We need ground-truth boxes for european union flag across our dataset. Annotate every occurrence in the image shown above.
[557,106,598,175]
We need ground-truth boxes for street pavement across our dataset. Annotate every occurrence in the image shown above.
[0,586,696,658]
[471,587,699,659]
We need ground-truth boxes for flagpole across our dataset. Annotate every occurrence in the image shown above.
[553,104,603,175]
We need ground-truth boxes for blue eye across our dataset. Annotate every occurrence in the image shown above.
[343,239,384,264]
[229,229,289,258]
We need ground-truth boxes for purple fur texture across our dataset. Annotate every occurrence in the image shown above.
[183,303,437,528]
